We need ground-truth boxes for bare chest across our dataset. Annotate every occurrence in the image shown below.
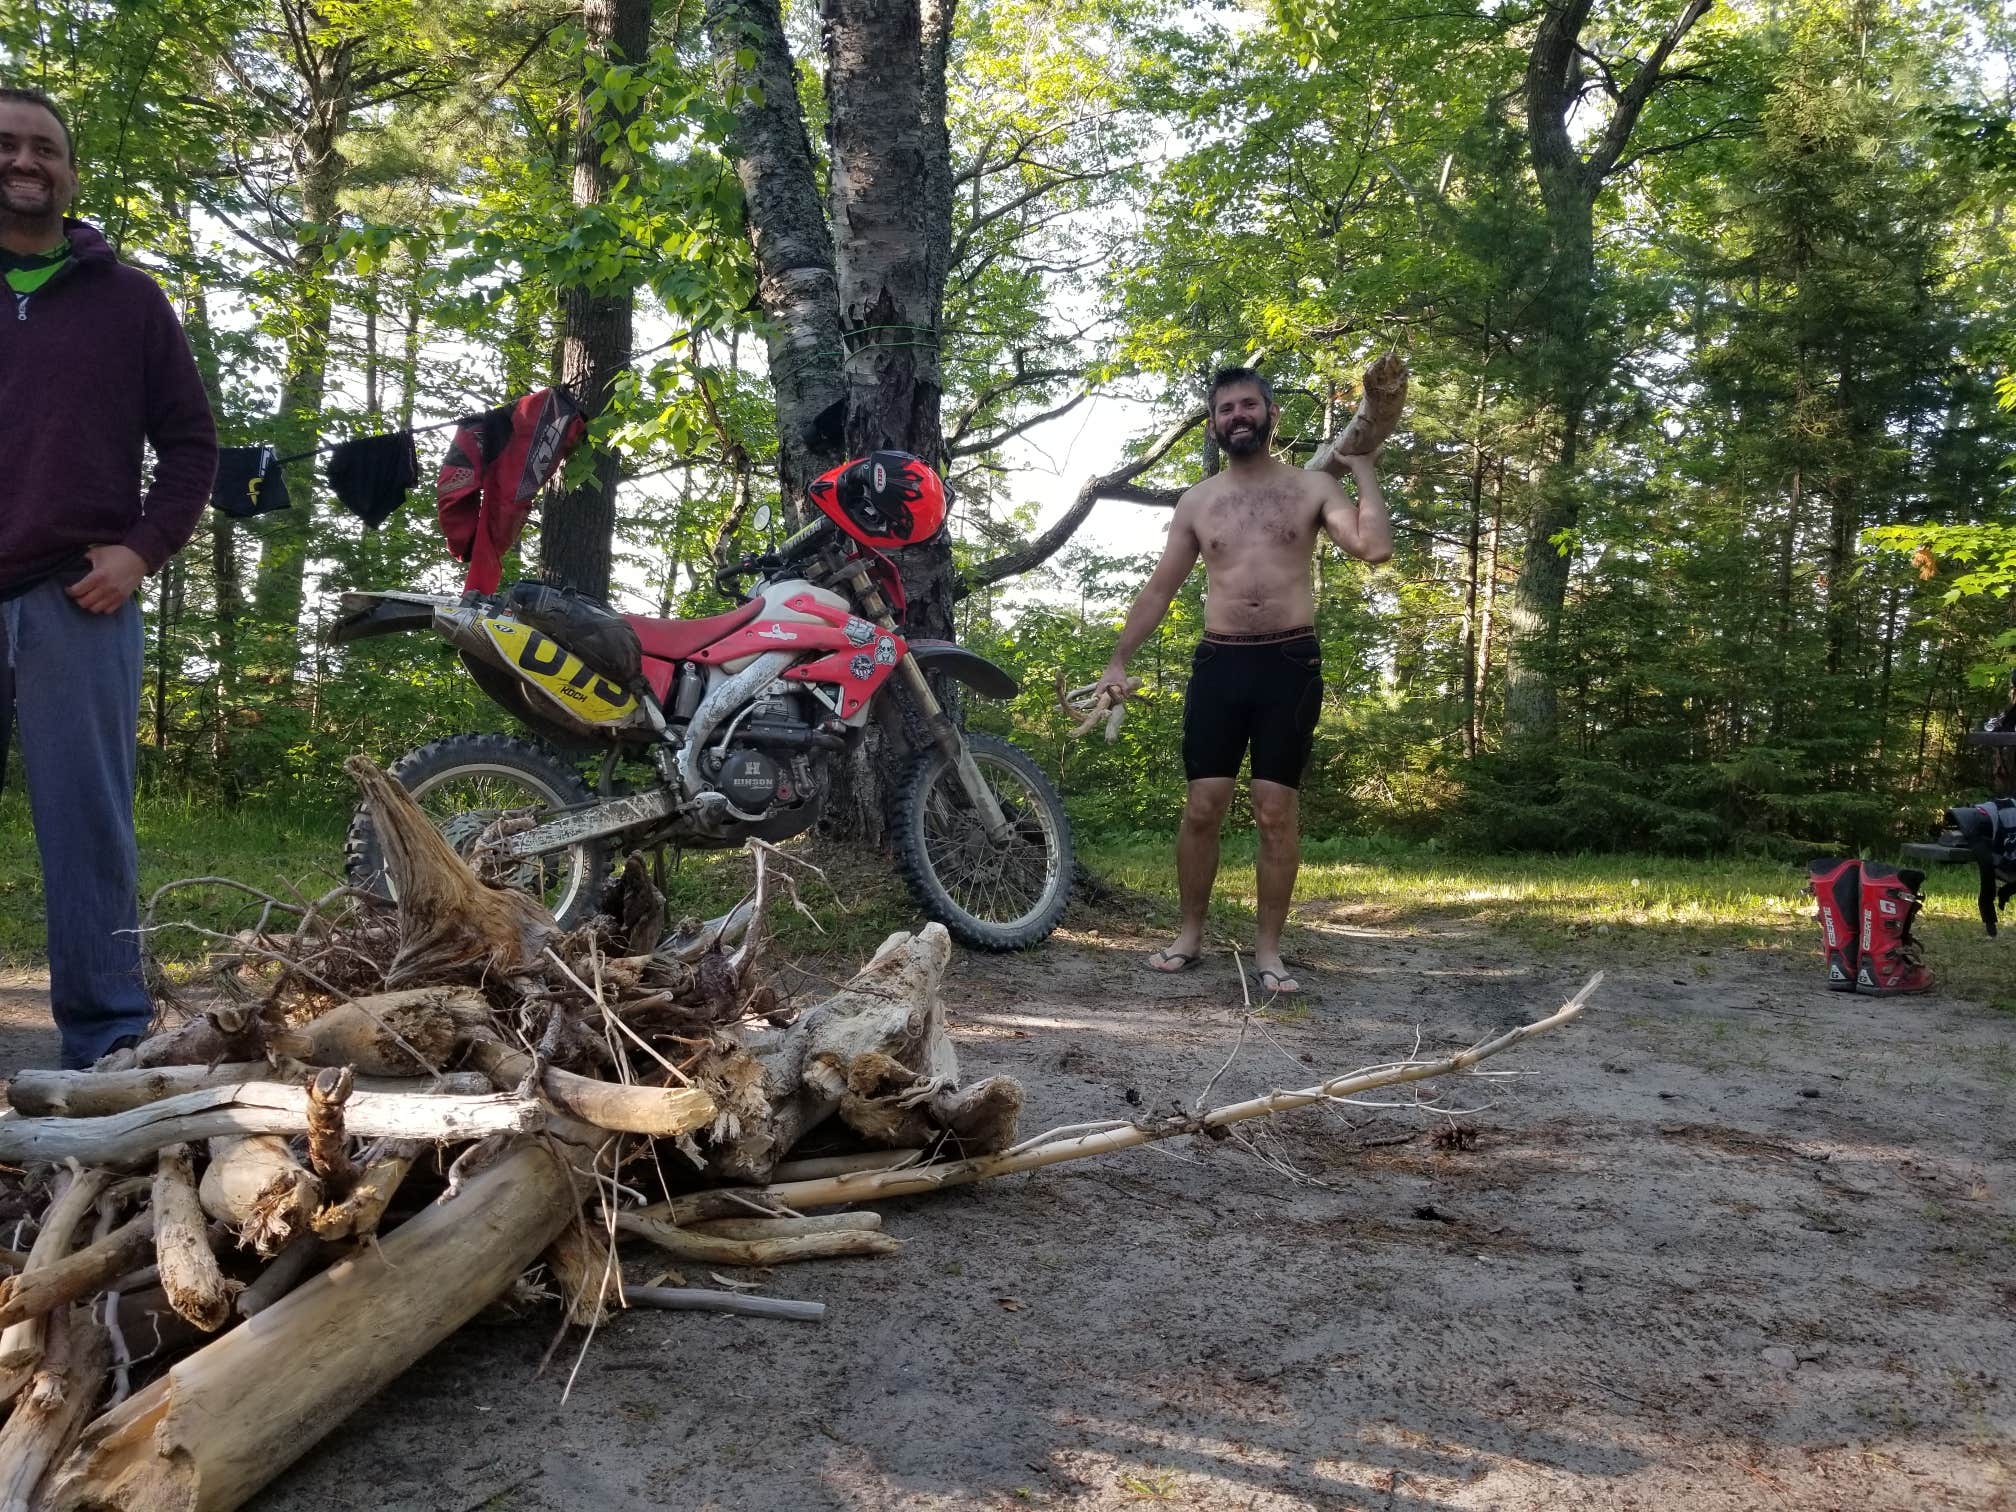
[1199,485,1316,562]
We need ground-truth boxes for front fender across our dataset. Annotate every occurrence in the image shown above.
[907,640,1019,700]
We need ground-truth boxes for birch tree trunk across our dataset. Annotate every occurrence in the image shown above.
[542,0,653,601]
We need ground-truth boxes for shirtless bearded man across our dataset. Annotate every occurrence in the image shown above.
[1098,367,1392,994]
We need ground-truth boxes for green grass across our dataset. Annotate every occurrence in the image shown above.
[3,791,2006,1009]
[0,789,352,961]
[1083,832,2014,1007]
[0,788,911,968]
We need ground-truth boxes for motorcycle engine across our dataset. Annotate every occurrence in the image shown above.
[702,684,821,815]
[718,749,781,810]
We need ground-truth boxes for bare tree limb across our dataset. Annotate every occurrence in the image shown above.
[963,409,1205,589]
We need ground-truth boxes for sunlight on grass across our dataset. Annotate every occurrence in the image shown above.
[4,789,2006,1009]
[1083,834,2011,1006]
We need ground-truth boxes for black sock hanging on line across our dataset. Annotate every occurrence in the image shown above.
[327,431,421,528]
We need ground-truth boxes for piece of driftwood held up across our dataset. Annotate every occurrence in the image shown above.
[1306,351,1409,475]
[1056,672,1145,742]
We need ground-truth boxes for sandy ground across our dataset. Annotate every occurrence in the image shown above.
[3,901,2014,1510]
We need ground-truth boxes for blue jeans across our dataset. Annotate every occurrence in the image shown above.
[0,578,151,1068]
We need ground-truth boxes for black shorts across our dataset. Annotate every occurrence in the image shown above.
[1181,631,1324,789]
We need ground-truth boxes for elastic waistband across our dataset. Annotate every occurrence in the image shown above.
[1200,625,1316,646]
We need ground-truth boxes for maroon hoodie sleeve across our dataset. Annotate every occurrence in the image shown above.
[122,280,219,573]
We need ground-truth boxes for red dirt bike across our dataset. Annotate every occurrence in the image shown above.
[328,452,1072,950]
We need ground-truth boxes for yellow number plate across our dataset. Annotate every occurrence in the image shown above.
[481,618,639,725]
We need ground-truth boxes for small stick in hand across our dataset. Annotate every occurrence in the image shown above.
[1055,671,1144,743]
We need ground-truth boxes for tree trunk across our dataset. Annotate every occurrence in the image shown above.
[541,0,653,601]
[705,0,848,508]
[825,0,955,639]
[1475,458,1506,746]
[1502,0,1709,743]
[250,30,355,655]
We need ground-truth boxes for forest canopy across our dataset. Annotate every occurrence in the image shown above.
[3,0,2013,855]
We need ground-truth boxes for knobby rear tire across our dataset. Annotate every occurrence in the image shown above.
[343,733,611,929]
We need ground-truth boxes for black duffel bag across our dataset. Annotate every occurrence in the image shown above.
[504,580,643,690]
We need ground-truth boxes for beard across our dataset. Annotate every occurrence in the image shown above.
[1214,412,1273,459]
[0,171,58,219]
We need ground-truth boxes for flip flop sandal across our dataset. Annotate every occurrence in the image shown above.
[1258,968,1303,996]
[1146,950,1201,973]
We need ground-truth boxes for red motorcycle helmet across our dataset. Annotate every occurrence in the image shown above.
[806,451,947,549]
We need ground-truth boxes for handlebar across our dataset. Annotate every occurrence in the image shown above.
[713,516,838,601]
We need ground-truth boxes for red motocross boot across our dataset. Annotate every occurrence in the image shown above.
[1807,857,1861,991]
[1857,862,1933,995]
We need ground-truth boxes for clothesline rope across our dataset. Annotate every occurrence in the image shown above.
[266,324,704,467]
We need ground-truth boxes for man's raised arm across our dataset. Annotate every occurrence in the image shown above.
[1098,495,1202,698]
[1317,453,1394,565]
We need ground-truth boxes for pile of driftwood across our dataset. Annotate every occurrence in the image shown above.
[0,754,1595,1510]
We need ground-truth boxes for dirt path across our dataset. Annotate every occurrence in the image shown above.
[174,906,2000,1511]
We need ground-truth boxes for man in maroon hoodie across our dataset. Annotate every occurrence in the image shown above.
[0,88,218,1067]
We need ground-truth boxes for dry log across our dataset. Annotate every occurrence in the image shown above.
[345,755,556,986]
[124,1007,264,1071]
[304,1069,357,1195]
[51,1138,582,1512]
[709,926,967,1183]
[288,988,487,1076]
[686,1213,882,1240]
[0,1083,544,1166]
[766,1149,923,1183]
[622,1286,823,1323]
[151,1147,230,1332]
[836,1053,1022,1156]
[1305,352,1409,473]
[310,1141,419,1242]
[200,1137,322,1258]
[0,1309,108,1512]
[7,1063,493,1118]
[461,1035,715,1138]
[234,1236,333,1320]
[545,1220,620,1328]
[614,1211,900,1266]
[658,974,1603,1225]
[0,1215,153,1332]
[0,1170,109,1372]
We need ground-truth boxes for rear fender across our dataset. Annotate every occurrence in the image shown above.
[907,640,1019,700]
[326,591,458,645]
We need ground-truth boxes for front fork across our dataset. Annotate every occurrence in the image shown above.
[855,579,1011,837]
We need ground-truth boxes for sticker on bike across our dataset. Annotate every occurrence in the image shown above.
[480,617,639,725]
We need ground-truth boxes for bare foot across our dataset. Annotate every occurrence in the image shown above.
[1147,935,1203,973]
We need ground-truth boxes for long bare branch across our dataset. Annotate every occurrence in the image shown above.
[963,408,1206,589]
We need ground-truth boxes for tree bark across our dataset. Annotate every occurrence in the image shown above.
[706,0,849,508]
[542,0,653,600]
[824,0,955,638]
[250,22,356,655]
[1502,0,1711,744]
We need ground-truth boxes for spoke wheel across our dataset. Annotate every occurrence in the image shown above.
[892,731,1072,950]
[345,734,610,927]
